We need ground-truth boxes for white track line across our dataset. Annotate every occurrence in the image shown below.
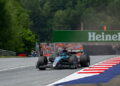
[47,64,101,86]
[0,65,33,72]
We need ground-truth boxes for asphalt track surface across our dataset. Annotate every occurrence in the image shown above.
[0,55,119,86]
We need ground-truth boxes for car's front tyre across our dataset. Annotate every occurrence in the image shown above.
[36,56,48,70]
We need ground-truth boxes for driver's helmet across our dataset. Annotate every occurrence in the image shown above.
[61,48,68,56]
[62,47,68,53]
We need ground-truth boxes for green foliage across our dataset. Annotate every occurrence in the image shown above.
[20,29,37,53]
[0,0,38,54]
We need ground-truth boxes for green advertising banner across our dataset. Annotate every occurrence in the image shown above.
[53,30,120,42]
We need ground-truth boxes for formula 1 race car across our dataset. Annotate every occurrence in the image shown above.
[36,47,90,70]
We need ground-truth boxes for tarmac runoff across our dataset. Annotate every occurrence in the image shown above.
[48,57,120,86]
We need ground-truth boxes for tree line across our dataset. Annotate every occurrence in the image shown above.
[0,0,37,54]
[1,0,120,54]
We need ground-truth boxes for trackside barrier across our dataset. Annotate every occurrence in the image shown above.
[0,49,16,56]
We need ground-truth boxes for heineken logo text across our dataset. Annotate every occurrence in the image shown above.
[88,32,120,41]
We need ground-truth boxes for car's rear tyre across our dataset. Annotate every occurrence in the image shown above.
[69,55,78,69]
[80,54,90,67]
[36,56,48,70]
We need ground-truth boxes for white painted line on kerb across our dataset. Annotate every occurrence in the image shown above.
[0,65,33,72]
[47,64,101,86]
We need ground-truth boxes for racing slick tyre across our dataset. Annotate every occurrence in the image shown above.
[69,55,78,69]
[36,56,48,70]
[80,54,90,67]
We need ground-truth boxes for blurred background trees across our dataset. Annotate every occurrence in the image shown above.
[0,0,37,54]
